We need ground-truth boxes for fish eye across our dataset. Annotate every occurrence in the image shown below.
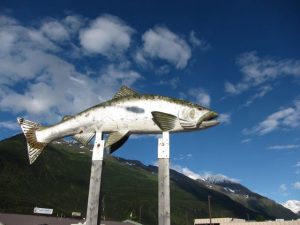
[197,107,203,111]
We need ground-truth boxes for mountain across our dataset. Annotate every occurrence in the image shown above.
[0,134,298,225]
[196,178,299,221]
[282,200,300,216]
[198,178,255,197]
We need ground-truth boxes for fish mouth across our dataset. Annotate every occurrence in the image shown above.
[198,111,219,128]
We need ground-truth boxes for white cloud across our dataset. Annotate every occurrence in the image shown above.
[280,184,287,191]
[279,184,289,196]
[0,121,19,130]
[225,52,300,95]
[267,144,299,150]
[139,26,191,69]
[188,89,211,107]
[80,14,134,56]
[218,113,231,124]
[173,153,192,161]
[189,30,210,50]
[244,100,300,135]
[225,81,240,95]
[134,51,148,67]
[241,138,251,144]
[0,16,59,85]
[155,65,170,75]
[158,77,180,89]
[293,182,300,190]
[63,15,85,33]
[41,20,70,42]
[282,200,300,214]
[243,85,273,107]
[295,162,300,167]
[0,13,202,129]
[171,164,204,180]
[0,60,141,120]
[0,14,141,123]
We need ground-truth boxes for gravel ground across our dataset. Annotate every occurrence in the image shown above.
[0,213,129,225]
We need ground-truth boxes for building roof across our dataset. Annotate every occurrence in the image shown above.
[194,218,300,225]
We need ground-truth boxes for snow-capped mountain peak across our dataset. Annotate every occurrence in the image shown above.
[282,200,300,215]
[203,174,239,184]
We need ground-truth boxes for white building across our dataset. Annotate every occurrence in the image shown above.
[194,218,300,225]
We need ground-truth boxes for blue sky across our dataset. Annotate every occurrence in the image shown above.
[0,0,300,204]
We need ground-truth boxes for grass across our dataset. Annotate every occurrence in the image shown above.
[0,134,298,225]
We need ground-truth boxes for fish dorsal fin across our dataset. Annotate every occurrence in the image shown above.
[73,129,95,146]
[152,111,177,131]
[113,86,139,99]
[105,130,130,153]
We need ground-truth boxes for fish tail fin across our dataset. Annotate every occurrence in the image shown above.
[17,117,47,165]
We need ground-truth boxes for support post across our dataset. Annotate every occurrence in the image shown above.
[86,132,105,225]
[208,195,212,225]
[158,132,170,225]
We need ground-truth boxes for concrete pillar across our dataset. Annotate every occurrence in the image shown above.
[86,132,105,225]
[158,132,170,225]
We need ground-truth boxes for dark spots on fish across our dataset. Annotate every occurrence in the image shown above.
[85,113,89,117]
[79,130,83,134]
[97,143,100,147]
[126,106,145,113]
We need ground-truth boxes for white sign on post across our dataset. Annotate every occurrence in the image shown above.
[33,207,53,215]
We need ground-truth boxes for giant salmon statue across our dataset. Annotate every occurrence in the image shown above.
[18,86,219,164]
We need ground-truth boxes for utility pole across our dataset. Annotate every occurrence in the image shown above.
[139,205,143,223]
[185,211,188,225]
[102,195,105,221]
[208,195,212,225]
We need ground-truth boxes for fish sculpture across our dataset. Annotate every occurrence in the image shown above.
[17,86,219,164]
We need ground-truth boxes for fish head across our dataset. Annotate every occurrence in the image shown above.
[178,106,219,130]
[197,107,219,129]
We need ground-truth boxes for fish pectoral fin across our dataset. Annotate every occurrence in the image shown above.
[113,86,140,99]
[151,111,177,131]
[105,130,130,153]
[73,129,95,146]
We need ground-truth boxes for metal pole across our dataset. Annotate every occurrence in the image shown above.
[86,132,105,225]
[158,132,170,225]
[208,195,212,225]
